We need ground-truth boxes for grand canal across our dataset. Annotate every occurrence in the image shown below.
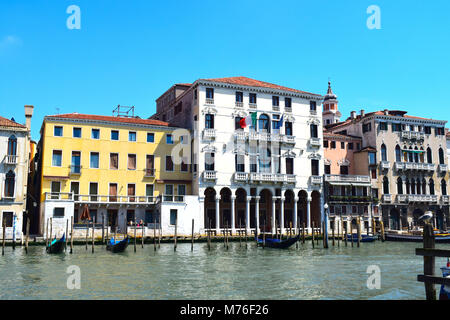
[0,240,448,299]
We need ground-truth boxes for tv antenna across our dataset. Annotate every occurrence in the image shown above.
[113,105,135,118]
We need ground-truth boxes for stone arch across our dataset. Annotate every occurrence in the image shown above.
[219,188,232,228]
[389,208,400,230]
[204,188,217,229]
[298,190,308,226]
[259,189,273,232]
[235,188,247,228]
[311,190,321,226]
[284,189,295,229]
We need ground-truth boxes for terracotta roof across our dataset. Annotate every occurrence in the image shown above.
[46,113,171,127]
[176,83,191,87]
[200,76,321,96]
[0,116,26,128]
[323,131,361,140]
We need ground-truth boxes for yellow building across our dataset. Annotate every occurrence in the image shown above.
[37,113,193,236]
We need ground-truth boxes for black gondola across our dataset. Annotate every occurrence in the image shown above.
[46,233,65,254]
[256,235,299,249]
[106,236,129,253]
[385,233,450,243]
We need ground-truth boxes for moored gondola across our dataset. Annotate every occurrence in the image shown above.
[256,235,299,249]
[106,236,129,253]
[345,234,378,242]
[46,233,65,254]
[385,233,450,243]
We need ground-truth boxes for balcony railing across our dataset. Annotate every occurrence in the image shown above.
[328,195,373,203]
[283,135,296,145]
[324,174,371,184]
[3,155,18,165]
[235,101,243,108]
[401,131,425,140]
[309,137,321,148]
[203,170,217,181]
[285,107,292,113]
[272,105,280,111]
[382,194,392,202]
[310,176,322,185]
[205,98,214,105]
[144,168,155,177]
[397,162,436,171]
[44,192,158,204]
[439,164,448,173]
[380,161,391,170]
[249,103,257,109]
[70,165,81,175]
[442,195,450,204]
[202,128,216,140]
[397,194,408,203]
[234,172,248,182]
[408,194,438,203]
[162,195,185,202]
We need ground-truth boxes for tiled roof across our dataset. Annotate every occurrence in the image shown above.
[323,131,361,140]
[200,76,322,96]
[46,113,171,127]
[0,116,26,128]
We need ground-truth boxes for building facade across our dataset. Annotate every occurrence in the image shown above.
[326,109,449,231]
[152,76,325,234]
[0,105,33,240]
[35,113,199,237]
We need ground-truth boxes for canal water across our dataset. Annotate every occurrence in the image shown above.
[0,240,448,300]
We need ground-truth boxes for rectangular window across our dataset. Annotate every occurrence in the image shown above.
[109,183,118,202]
[166,134,173,144]
[54,126,63,137]
[324,164,331,175]
[235,154,245,172]
[71,151,81,173]
[286,158,294,175]
[128,154,136,170]
[111,130,119,140]
[363,123,372,133]
[371,168,377,179]
[127,210,135,223]
[147,133,154,143]
[146,155,154,175]
[205,114,214,129]
[424,126,432,134]
[166,155,174,171]
[91,129,100,139]
[250,156,257,173]
[170,209,177,225]
[89,183,98,202]
[311,159,319,176]
[341,142,345,149]
[310,124,318,138]
[73,127,82,138]
[330,141,336,149]
[110,153,119,170]
[53,208,65,218]
[249,93,257,104]
[340,165,349,175]
[70,182,79,201]
[90,152,99,168]
[285,98,292,109]
[272,96,279,106]
[2,212,13,227]
[127,184,136,202]
[348,142,354,150]
[369,152,376,165]
[323,140,329,148]
[206,88,214,99]
[235,91,243,102]
[129,131,137,142]
[392,123,402,132]
[285,122,293,136]
[146,184,154,197]
[51,181,61,199]
[310,101,317,111]
[379,122,388,131]
[205,153,215,171]
[178,184,186,196]
[52,150,62,167]
[165,184,174,196]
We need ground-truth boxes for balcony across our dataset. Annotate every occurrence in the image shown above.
[382,194,392,202]
[44,192,158,204]
[235,101,244,108]
[380,161,390,170]
[202,128,216,140]
[70,165,81,175]
[144,168,155,177]
[285,174,296,184]
[310,110,317,116]
[439,164,448,173]
[401,131,425,141]
[272,105,280,111]
[285,107,292,113]
[205,98,214,105]
[408,194,438,203]
[203,170,217,181]
[234,130,246,141]
[398,162,436,172]
[282,135,296,145]
[233,172,248,182]
[162,195,185,202]
[249,103,257,109]
[324,174,371,185]
[328,195,373,203]
[310,175,322,185]
[397,194,408,203]
[309,137,321,148]
[442,195,449,204]
[3,155,18,165]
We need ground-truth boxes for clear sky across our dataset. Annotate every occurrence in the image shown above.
[1,0,449,140]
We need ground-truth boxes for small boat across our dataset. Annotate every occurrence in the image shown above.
[106,236,129,253]
[345,234,378,243]
[47,233,65,254]
[256,235,299,249]
[385,233,450,243]
[439,259,450,300]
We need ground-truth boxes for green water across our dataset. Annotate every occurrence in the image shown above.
[0,240,448,299]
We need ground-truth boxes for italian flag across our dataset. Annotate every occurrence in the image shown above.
[240,113,257,129]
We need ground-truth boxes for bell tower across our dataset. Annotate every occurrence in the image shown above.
[322,81,341,126]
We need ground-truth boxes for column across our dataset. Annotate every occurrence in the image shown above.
[307,197,311,230]
[255,196,260,234]
[198,196,205,231]
[231,196,236,235]
[272,198,276,234]
[246,196,251,230]
[293,197,298,233]
[215,196,220,234]
[280,197,285,234]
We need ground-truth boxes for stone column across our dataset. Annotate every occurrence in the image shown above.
[255,196,260,234]
[280,197,285,235]
[293,197,299,233]
[307,197,312,231]
[215,196,220,234]
[271,198,277,234]
[231,195,236,235]
[198,196,205,231]
[246,196,251,230]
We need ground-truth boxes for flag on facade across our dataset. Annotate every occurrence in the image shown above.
[276,115,284,130]
[240,112,257,129]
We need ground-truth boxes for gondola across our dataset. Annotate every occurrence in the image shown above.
[385,233,450,243]
[106,236,129,253]
[256,235,299,249]
[46,233,65,254]
[345,234,378,243]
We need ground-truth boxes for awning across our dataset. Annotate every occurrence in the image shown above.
[403,150,424,153]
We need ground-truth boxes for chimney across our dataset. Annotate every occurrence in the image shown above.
[360,109,365,117]
[350,111,356,119]
[384,109,389,115]
[24,105,34,130]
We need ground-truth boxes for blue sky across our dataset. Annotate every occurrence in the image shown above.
[0,0,449,140]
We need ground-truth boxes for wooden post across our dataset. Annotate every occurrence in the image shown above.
[357,217,361,248]
[85,219,88,250]
[350,220,354,247]
[191,219,194,252]
[332,221,335,246]
[316,222,319,246]
[343,220,347,247]
[65,218,68,252]
[262,219,265,249]
[102,215,105,244]
[337,219,340,247]
[289,222,292,239]
[153,222,156,251]
[423,222,436,300]
[158,220,161,249]
[134,218,137,253]
[226,224,229,251]
[311,221,315,248]
[49,217,53,248]
[141,221,144,248]
[372,218,376,236]
[302,222,305,244]
[239,219,242,248]
[380,221,385,242]
[295,221,298,249]
[70,216,74,254]
[25,215,30,254]
[174,215,177,252]
[92,216,95,253]
[45,218,49,248]
[105,218,109,245]
[207,219,211,251]
[2,219,5,256]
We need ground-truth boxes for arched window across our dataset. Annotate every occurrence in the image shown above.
[405,179,410,194]
[420,147,425,163]
[381,144,387,161]
[258,114,270,133]
[439,148,445,164]
[383,177,389,194]
[427,148,433,164]
[429,179,435,195]
[259,148,271,173]
[411,179,416,195]
[395,145,401,162]
[7,135,17,156]
[442,180,447,196]
[397,177,403,194]
[414,147,419,163]
[422,178,427,195]
[5,170,15,198]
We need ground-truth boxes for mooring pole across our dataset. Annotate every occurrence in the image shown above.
[70,216,74,254]
[134,218,137,253]
[174,216,177,252]
[191,219,194,252]
[423,222,436,300]
[65,218,68,252]
[92,216,95,253]
[2,219,5,256]
[25,215,30,254]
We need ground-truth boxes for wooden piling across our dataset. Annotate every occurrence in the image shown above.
[65,218,68,252]
[262,219,266,249]
[25,215,30,254]
[134,218,137,253]
[70,216,74,254]
[372,218,375,236]
[207,219,211,251]
[423,223,436,300]
[337,220,340,247]
[153,222,156,251]
[45,218,49,248]
[141,221,144,248]
[2,219,5,256]
[239,219,242,248]
[311,221,315,248]
[357,217,361,248]
[343,220,347,247]
[105,219,109,245]
[350,220,354,247]
[102,215,105,244]
[302,222,305,244]
[174,216,177,252]
[332,221,335,246]
[49,217,53,248]
[92,217,95,253]
[191,219,194,252]
[380,221,385,242]
[85,219,88,250]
